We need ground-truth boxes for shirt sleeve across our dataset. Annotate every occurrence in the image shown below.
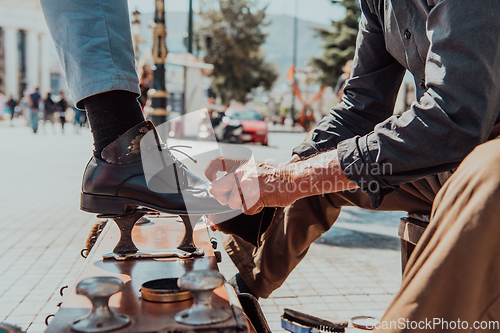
[297,0,500,208]
[293,0,406,159]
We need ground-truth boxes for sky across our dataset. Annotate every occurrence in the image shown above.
[127,0,345,25]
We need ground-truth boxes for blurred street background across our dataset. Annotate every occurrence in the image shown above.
[0,0,411,331]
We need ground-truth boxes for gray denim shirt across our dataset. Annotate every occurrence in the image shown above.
[293,0,500,207]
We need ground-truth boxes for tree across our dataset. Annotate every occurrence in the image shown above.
[312,0,360,88]
[199,0,278,104]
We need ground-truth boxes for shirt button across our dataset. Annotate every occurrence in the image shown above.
[419,79,426,88]
[404,30,411,39]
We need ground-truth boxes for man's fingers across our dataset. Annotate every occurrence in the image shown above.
[209,173,241,206]
[206,156,260,210]
[205,157,226,182]
[244,201,264,215]
[205,157,248,181]
[209,174,236,194]
[227,184,243,210]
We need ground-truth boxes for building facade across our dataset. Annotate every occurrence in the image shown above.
[0,0,57,99]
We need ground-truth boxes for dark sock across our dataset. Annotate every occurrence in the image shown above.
[82,90,145,159]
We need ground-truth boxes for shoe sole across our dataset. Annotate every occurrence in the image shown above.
[81,193,230,216]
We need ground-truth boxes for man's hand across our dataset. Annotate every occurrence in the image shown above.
[204,150,358,215]
[204,157,298,215]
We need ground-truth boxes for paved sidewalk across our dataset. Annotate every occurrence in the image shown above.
[0,120,97,332]
[0,120,403,332]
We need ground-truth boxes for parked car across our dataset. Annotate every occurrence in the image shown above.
[212,115,244,144]
[224,107,269,145]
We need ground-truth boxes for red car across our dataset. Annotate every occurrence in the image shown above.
[224,107,269,145]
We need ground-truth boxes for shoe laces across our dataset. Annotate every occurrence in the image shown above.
[162,144,198,164]
[164,144,207,193]
[152,128,206,193]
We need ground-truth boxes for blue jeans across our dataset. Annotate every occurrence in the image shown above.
[30,109,39,133]
[39,0,140,109]
[73,108,82,126]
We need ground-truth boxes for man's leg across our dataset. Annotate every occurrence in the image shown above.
[10,108,15,126]
[377,138,500,332]
[40,0,140,108]
[31,110,39,133]
[224,174,448,298]
[39,0,145,158]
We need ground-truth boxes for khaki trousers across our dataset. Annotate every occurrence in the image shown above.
[224,137,500,331]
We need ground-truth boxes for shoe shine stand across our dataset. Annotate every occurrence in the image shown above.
[45,211,248,333]
[98,208,204,260]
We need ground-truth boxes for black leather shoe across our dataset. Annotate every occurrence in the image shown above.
[80,120,233,215]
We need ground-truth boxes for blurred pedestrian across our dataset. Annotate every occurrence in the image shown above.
[138,64,153,110]
[56,90,68,133]
[29,87,42,133]
[43,92,56,133]
[7,95,17,127]
[0,93,4,121]
[80,110,88,127]
[20,92,30,126]
[72,102,82,133]
[334,59,353,101]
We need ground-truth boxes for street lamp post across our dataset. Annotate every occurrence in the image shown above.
[150,0,169,129]
[187,0,193,54]
[131,9,142,65]
[290,0,299,125]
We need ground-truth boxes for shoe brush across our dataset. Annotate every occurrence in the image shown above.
[281,308,348,333]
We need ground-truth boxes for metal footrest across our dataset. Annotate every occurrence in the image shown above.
[103,248,204,260]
